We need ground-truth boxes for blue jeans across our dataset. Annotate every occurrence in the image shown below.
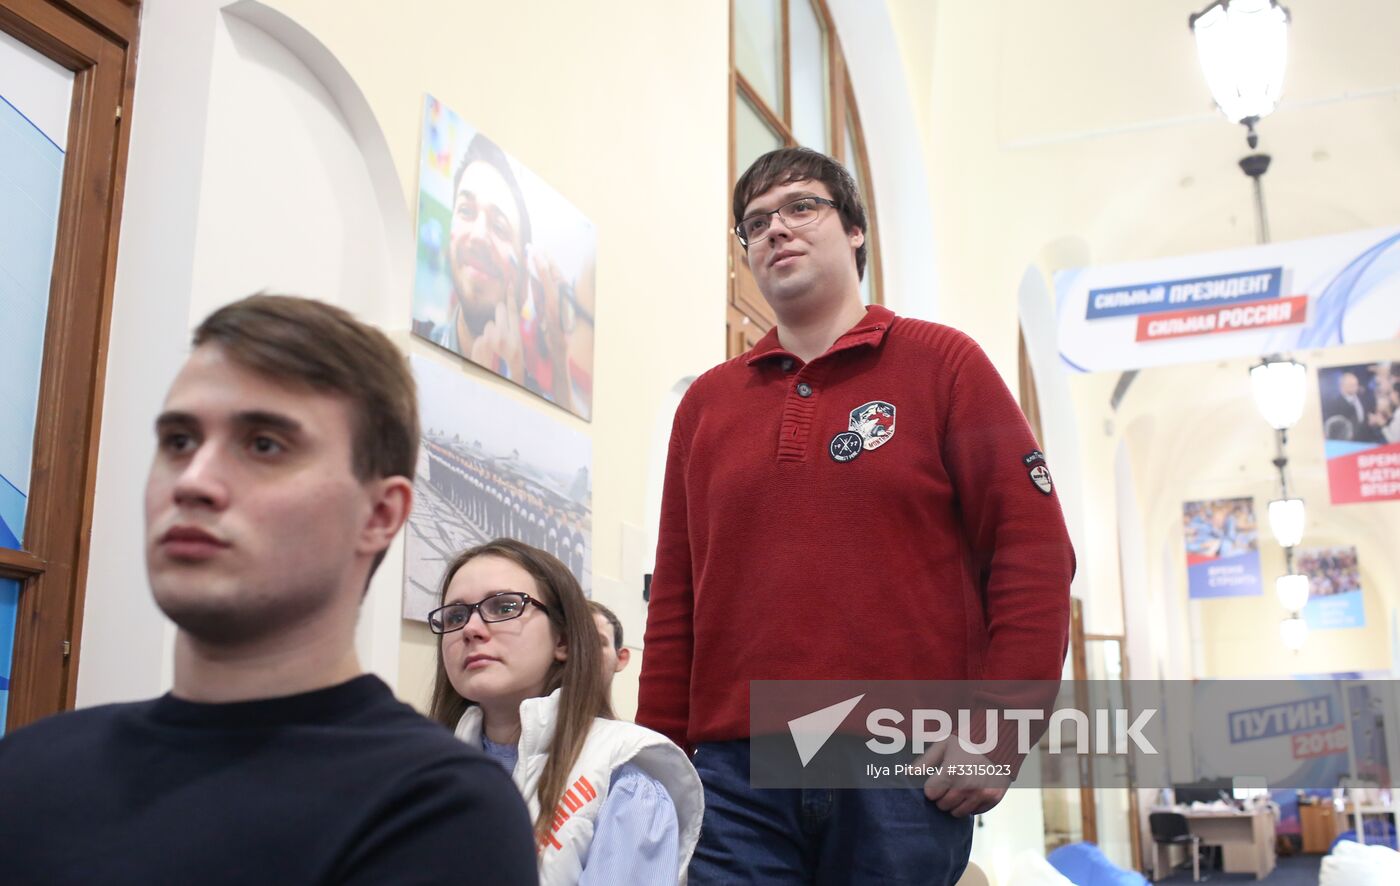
[689,740,974,885]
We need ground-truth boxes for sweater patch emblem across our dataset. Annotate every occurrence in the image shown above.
[849,400,896,451]
[830,431,863,462]
[1024,450,1053,495]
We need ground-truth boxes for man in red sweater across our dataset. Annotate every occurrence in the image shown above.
[637,147,1075,884]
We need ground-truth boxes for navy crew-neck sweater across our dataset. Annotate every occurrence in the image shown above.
[0,674,538,885]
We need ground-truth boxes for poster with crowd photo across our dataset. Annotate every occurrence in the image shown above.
[403,355,592,622]
[411,94,597,421]
[1183,497,1262,598]
[1318,361,1400,504]
[1296,546,1366,630]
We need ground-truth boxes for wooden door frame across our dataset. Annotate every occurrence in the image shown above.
[726,0,882,359]
[1069,597,1097,844]
[0,0,139,729]
[1082,627,1144,873]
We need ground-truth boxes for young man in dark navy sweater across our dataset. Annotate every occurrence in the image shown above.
[0,295,537,885]
[637,148,1076,885]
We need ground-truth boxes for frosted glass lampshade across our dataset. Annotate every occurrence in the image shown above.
[1275,573,1310,612]
[1249,358,1306,430]
[1190,0,1291,124]
[1267,497,1306,547]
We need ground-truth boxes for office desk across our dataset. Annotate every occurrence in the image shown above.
[1186,809,1276,879]
[1151,807,1276,881]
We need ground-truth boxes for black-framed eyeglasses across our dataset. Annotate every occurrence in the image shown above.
[734,196,837,247]
[427,592,550,634]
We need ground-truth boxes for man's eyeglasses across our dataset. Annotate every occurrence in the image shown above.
[427,592,550,634]
[734,196,837,247]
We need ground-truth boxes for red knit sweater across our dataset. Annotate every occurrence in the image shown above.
[636,305,1075,753]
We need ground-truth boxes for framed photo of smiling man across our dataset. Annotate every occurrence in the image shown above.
[411,95,598,420]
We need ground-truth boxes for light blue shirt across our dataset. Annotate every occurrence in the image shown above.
[481,737,680,884]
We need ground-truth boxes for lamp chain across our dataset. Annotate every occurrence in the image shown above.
[1251,175,1271,245]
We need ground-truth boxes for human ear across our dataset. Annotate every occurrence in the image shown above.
[358,476,413,558]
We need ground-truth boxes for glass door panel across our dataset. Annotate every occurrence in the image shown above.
[0,577,19,734]
[1087,637,1137,870]
[0,28,74,551]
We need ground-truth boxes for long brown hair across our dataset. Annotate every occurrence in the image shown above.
[428,538,612,844]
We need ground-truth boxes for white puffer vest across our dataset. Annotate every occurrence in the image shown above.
[455,690,703,885]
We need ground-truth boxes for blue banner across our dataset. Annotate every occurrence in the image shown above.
[1189,549,1263,598]
[1229,696,1335,744]
[1084,267,1283,320]
[1304,590,1365,630]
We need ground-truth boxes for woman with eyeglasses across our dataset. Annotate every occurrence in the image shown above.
[427,538,702,885]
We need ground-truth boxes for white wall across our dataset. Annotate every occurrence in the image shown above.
[908,0,1400,649]
[1106,349,1400,680]
[878,1,1400,876]
[80,0,425,701]
[78,0,732,711]
[968,789,1050,886]
[1019,265,1091,609]
[65,7,1066,882]
[826,0,939,320]
[192,4,412,684]
[77,0,224,706]
[250,0,731,714]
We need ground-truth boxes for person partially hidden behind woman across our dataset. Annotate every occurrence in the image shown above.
[428,538,702,885]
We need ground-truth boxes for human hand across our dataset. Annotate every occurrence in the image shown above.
[529,249,566,356]
[528,248,573,408]
[472,294,523,380]
[918,739,1012,818]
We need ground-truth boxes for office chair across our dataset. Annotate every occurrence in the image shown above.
[1149,811,1209,882]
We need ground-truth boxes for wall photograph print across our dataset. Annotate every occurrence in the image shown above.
[1183,497,1262,598]
[403,356,592,623]
[1317,360,1400,504]
[411,95,597,420]
[1295,546,1365,630]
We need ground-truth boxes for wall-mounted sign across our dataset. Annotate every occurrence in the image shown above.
[1055,227,1400,373]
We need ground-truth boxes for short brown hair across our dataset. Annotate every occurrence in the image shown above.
[454,134,532,250]
[733,146,869,280]
[193,294,419,483]
[589,601,623,651]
